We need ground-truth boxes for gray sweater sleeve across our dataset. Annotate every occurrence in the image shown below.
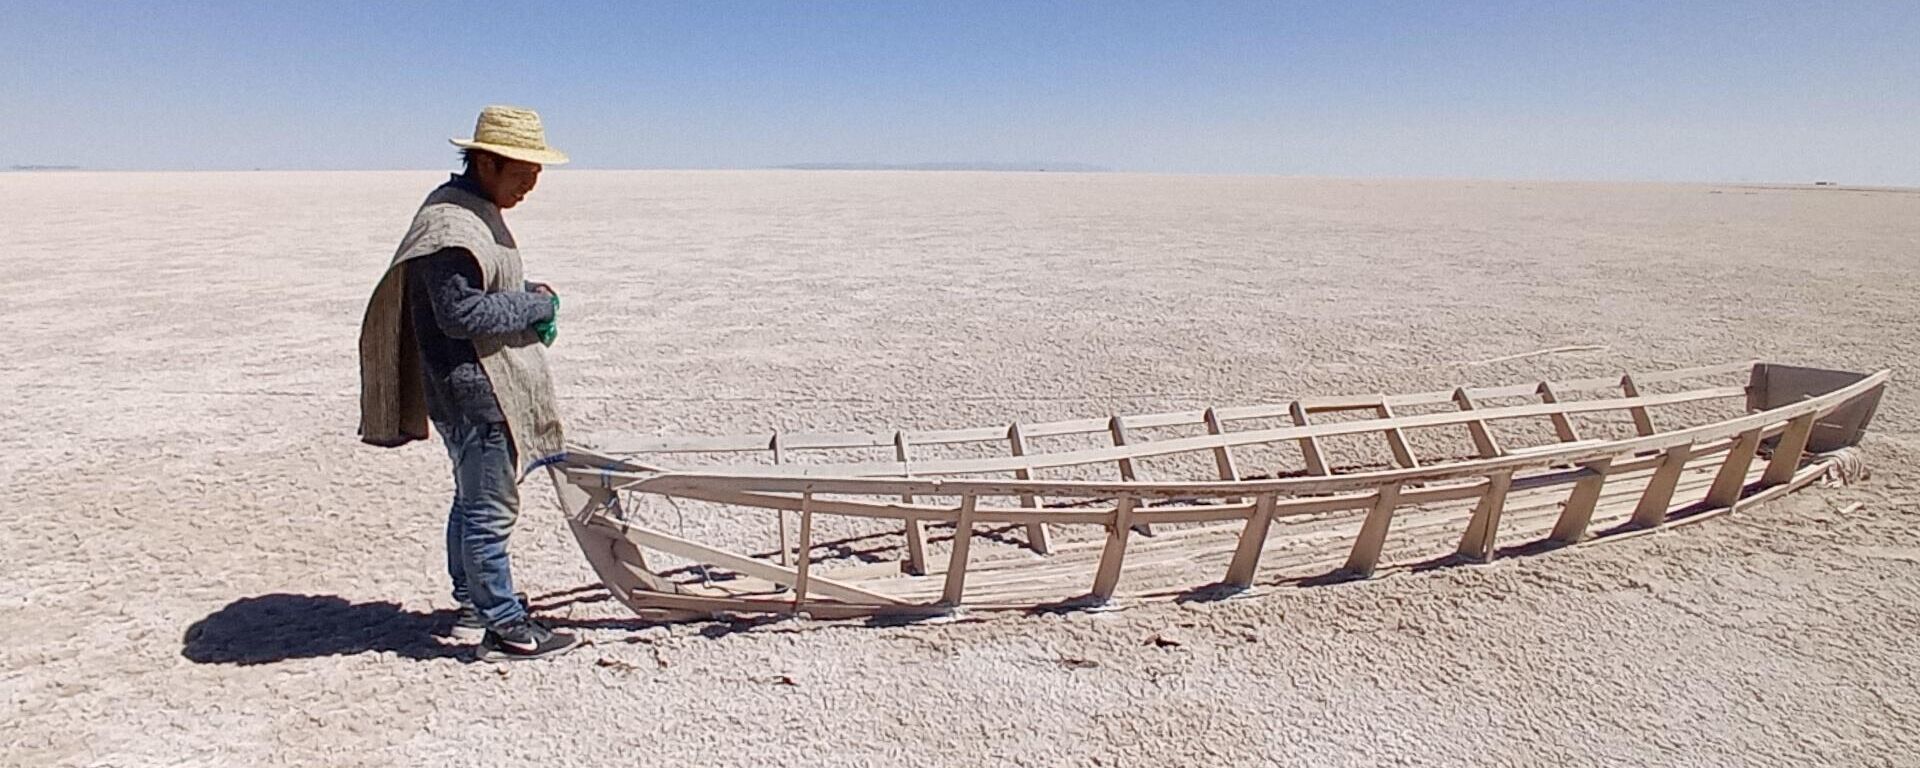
[412,250,555,340]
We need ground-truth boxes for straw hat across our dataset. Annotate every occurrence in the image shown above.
[450,105,570,166]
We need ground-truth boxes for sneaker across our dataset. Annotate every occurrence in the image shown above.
[477,619,582,663]
[447,592,531,641]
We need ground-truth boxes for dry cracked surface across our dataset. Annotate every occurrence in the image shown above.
[3,171,1917,767]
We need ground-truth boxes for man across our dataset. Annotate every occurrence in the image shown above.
[358,105,580,662]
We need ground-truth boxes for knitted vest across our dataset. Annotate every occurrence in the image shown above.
[357,183,565,475]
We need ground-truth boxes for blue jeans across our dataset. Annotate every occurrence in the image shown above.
[436,417,529,629]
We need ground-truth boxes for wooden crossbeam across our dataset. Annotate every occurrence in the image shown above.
[1288,401,1332,475]
[940,495,978,606]
[1761,413,1816,487]
[1202,408,1244,502]
[1090,497,1138,601]
[1704,428,1764,508]
[1456,470,1514,561]
[1343,483,1404,577]
[1620,374,1657,436]
[1108,416,1153,535]
[1453,388,1503,458]
[1375,402,1420,468]
[1006,423,1053,554]
[772,433,790,566]
[1548,458,1612,543]
[1537,382,1582,442]
[1223,494,1278,588]
[893,431,931,574]
[1629,442,1693,528]
[792,492,816,605]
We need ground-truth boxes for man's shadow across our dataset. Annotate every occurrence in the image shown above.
[181,594,472,664]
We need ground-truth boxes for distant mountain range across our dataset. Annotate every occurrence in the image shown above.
[7,164,82,171]
[773,161,1110,173]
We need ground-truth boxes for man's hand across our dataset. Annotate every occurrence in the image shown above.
[527,281,557,298]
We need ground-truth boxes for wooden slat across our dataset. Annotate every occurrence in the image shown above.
[1704,428,1764,508]
[893,432,930,574]
[940,496,978,605]
[571,373,1884,499]
[1090,497,1138,601]
[772,433,790,566]
[1629,443,1693,528]
[1342,484,1404,577]
[1760,413,1816,487]
[1203,408,1244,499]
[600,521,909,605]
[1376,402,1420,468]
[1537,382,1582,442]
[599,385,1749,482]
[792,492,816,605]
[1621,374,1657,436]
[1223,494,1279,588]
[1453,388,1503,458]
[1289,401,1332,475]
[1456,470,1514,561]
[1006,423,1052,553]
[1108,416,1152,535]
[1548,458,1612,543]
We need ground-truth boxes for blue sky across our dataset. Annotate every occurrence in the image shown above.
[3,1,1916,183]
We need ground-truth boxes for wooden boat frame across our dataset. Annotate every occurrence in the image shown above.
[547,361,1888,622]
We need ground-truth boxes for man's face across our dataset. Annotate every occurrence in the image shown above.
[476,154,542,208]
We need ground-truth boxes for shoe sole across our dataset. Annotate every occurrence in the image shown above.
[447,624,487,642]
[475,638,583,663]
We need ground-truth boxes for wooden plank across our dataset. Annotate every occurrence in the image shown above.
[1090,497,1138,601]
[1704,428,1764,508]
[1203,408,1244,499]
[1376,402,1420,468]
[1289,401,1332,475]
[893,431,931,574]
[606,385,1749,483]
[1620,374,1656,436]
[1629,443,1693,528]
[573,373,1885,499]
[1342,483,1404,577]
[1453,388,1503,458]
[1108,416,1153,535]
[1537,382,1582,443]
[772,433,790,565]
[1760,413,1816,487]
[792,492,816,605]
[1223,494,1279,588]
[1456,470,1514,561]
[940,495,978,606]
[1548,458,1612,543]
[599,520,909,605]
[1006,423,1052,554]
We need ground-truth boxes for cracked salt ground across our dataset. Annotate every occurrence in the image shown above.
[3,171,1919,766]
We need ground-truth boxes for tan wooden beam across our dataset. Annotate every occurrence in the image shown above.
[1223,494,1278,588]
[1620,374,1657,436]
[1375,402,1420,468]
[1760,413,1816,487]
[1289,401,1332,475]
[1537,381,1582,442]
[1453,388,1503,458]
[940,495,978,606]
[1006,423,1053,554]
[1456,470,1514,561]
[1343,483,1404,577]
[893,431,931,574]
[1090,497,1138,601]
[1629,442,1693,529]
[1704,428,1764,508]
[1548,458,1612,543]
